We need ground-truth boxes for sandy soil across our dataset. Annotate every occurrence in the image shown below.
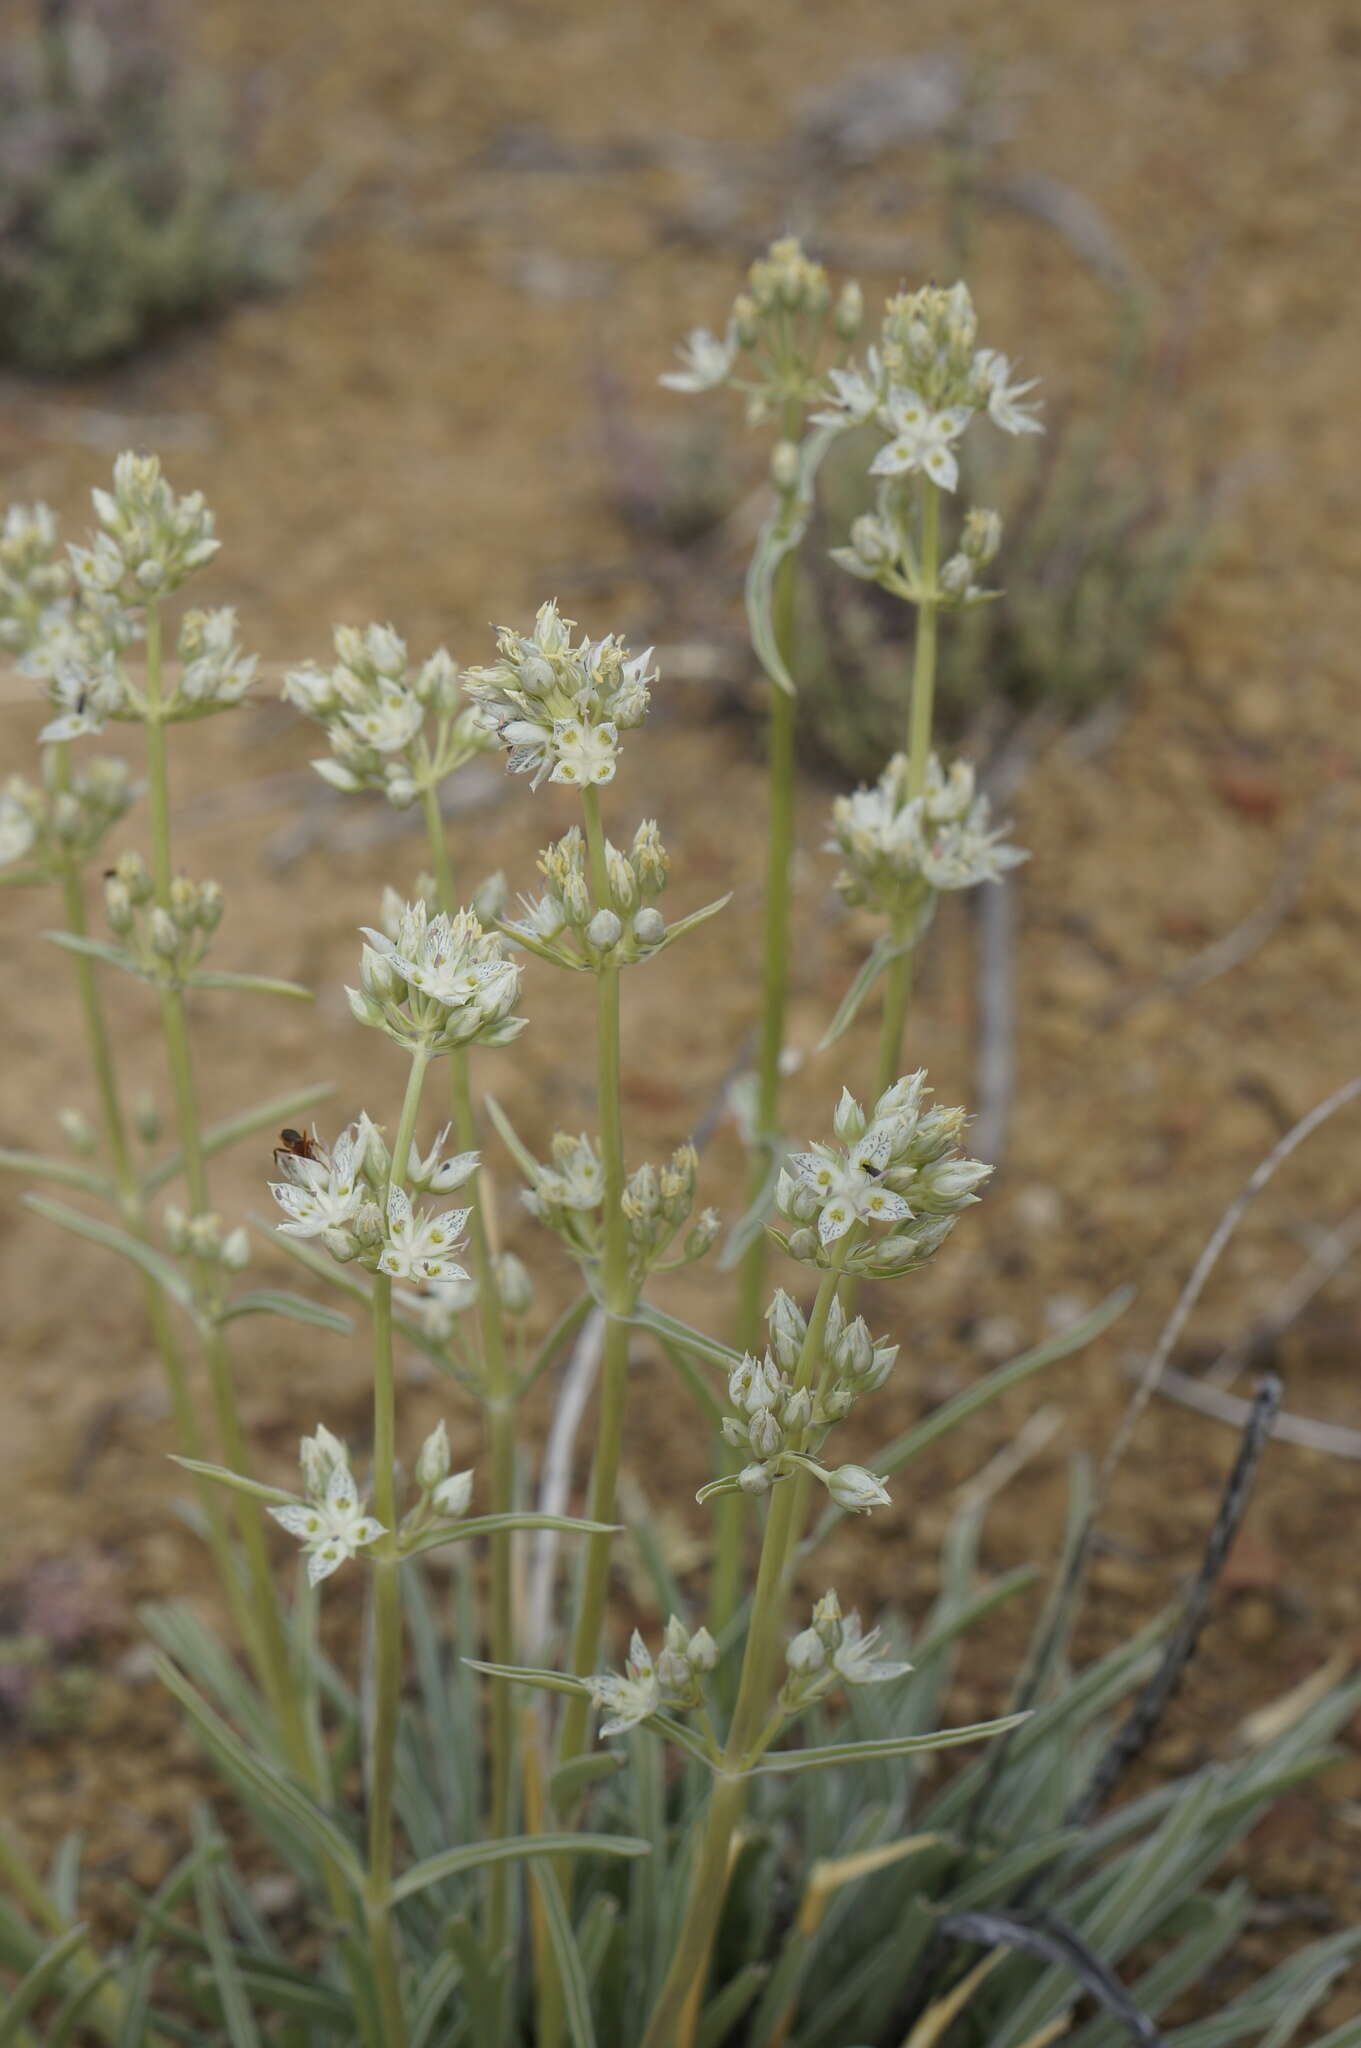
[1,0,1359,2025]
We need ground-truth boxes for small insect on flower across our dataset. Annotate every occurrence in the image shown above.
[273,1127,324,1172]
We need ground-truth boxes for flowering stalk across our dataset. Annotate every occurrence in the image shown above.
[876,476,940,1092]
[45,737,270,1677]
[556,783,634,1763]
[417,781,516,1947]
[364,1046,430,2048]
[641,1253,849,2048]
[139,600,300,1731]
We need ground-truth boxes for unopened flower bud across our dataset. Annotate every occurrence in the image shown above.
[57,1106,96,1153]
[432,1469,474,1518]
[104,876,134,934]
[632,907,665,947]
[832,1088,867,1143]
[187,1211,222,1259]
[221,1226,250,1272]
[782,1387,812,1434]
[787,1226,819,1263]
[133,1094,161,1145]
[688,1626,718,1672]
[770,440,800,494]
[416,1420,452,1492]
[656,1647,691,1693]
[738,1461,774,1496]
[766,1289,806,1371]
[197,880,224,932]
[586,908,622,953]
[826,1465,891,1514]
[323,1226,361,1263]
[497,1251,532,1315]
[748,1407,785,1459]
[961,507,1002,565]
[834,278,863,338]
[163,1204,188,1253]
[684,1207,720,1259]
[850,514,892,568]
[472,870,507,923]
[821,1388,855,1422]
[787,1626,827,1673]
[149,907,180,960]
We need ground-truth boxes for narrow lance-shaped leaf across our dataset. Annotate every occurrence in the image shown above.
[0,1924,94,2046]
[400,1513,620,1561]
[390,1831,650,1906]
[145,1081,335,1192]
[818,930,909,1052]
[0,1147,112,1198]
[185,968,315,1001]
[218,1290,352,1335]
[482,1093,543,1186]
[746,1711,1031,1777]
[169,1457,295,1508]
[24,1193,196,1313]
[531,1862,597,2048]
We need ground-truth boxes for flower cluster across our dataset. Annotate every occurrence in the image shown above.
[506,820,672,969]
[828,751,1027,920]
[0,756,134,883]
[588,1617,718,1738]
[780,1589,911,1713]
[772,1075,991,1277]
[462,601,655,792]
[268,1118,476,1287]
[163,1205,250,1274]
[283,623,490,807]
[0,502,70,653]
[834,498,1003,608]
[814,280,1042,491]
[709,1288,898,1509]
[269,1426,386,1586]
[520,1131,718,1282]
[407,1418,475,1526]
[71,452,219,602]
[45,606,259,740]
[660,234,862,429]
[349,899,525,1055]
[102,854,224,985]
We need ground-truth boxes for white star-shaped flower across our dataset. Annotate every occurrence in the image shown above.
[869,388,974,492]
[659,322,738,393]
[974,350,1043,436]
[551,716,618,787]
[377,1184,471,1284]
[589,1630,661,1737]
[270,1463,386,1585]
[269,1126,368,1238]
[342,685,423,754]
[833,1611,912,1685]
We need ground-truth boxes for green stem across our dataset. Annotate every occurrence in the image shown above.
[140,610,301,1739]
[557,788,633,1765]
[723,485,802,1633]
[420,780,517,1947]
[642,1260,846,2048]
[364,1045,429,2048]
[875,480,941,1097]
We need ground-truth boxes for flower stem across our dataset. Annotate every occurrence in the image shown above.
[364,1044,430,2048]
[48,748,267,1677]
[557,786,633,1764]
[642,1258,846,2048]
[140,608,302,1732]
[875,478,940,1095]
[419,781,517,1947]
[722,488,802,1632]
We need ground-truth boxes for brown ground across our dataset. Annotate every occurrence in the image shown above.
[1,0,1359,2029]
